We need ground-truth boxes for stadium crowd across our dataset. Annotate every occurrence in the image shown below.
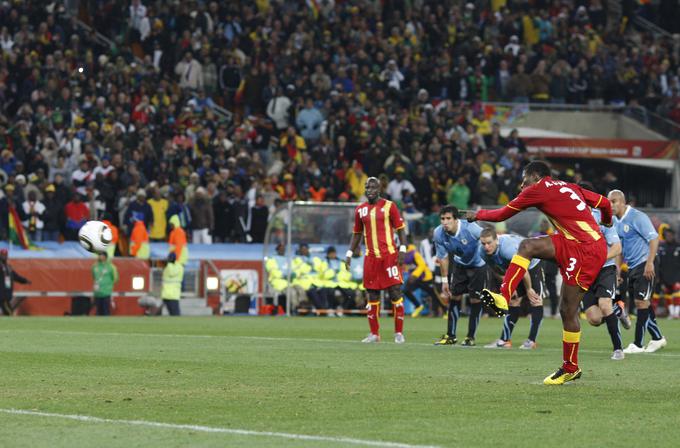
[0,0,678,247]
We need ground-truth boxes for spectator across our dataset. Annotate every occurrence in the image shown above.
[41,184,62,241]
[212,189,234,243]
[124,189,153,234]
[92,252,118,316]
[21,191,45,242]
[129,0,148,41]
[411,164,433,212]
[296,98,324,145]
[549,63,569,104]
[568,68,588,105]
[168,215,188,265]
[64,193,89,240]
[279,126,306,163]
[345,162,368,200]
[175,52,203,90]
[167,192,192,233]
[476,172,499,206]
[531,60,551,103]
[71,159,93,196]
[161,252,184,316]
[386,167,415,202]
[308,178,327,202]
[266,86,292,132]
[248,194,269,244]
[147,188,168,242]
[189,187,214,244]
[381,60,405,91]
[447,176,471,211]
[129,219,150,260]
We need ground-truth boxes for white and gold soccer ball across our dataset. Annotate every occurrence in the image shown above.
[78,221,113,253]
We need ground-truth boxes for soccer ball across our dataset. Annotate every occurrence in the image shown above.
[78,221,113,253]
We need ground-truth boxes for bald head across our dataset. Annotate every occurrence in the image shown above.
[607,189,626,218]
[608,189,625,202]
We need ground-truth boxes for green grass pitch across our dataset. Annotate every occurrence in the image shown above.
[1,315,679,447]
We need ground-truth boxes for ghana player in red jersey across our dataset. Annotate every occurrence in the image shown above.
[465,161,613,385]
[346,177,408,344]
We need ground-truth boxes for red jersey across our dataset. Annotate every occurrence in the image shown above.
[476,177,612,243]
[353,198,405,259]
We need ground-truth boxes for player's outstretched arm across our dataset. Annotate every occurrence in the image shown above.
[580,187,613,226]
[475,204,522,223]
[475,183,543,223]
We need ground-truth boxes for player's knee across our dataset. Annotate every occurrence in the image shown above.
[559,299,578,316]
[585,310,601,326]
[598,302,613,316]
[388,287,402,302]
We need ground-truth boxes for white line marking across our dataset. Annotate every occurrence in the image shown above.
[1,329,678,358]
[0,409,440,448]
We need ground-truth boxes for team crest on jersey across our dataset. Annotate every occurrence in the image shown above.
[623,224,630,233]
[461,239,468,245]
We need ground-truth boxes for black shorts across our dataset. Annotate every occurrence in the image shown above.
[582,265,617,309]
[628,262,655,302]
[516,263,545,299]
[450,262,488,298]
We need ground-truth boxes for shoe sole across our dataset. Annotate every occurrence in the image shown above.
[479,290,508,317]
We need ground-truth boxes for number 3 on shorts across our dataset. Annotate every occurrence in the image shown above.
[386,266,399,278]
[566,257,577,272]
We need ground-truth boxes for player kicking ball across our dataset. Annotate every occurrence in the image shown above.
[480,228,545,350]
[466,161,613,385]
[346,177,408,344]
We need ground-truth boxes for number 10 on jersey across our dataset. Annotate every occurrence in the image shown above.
[386,266,399,278]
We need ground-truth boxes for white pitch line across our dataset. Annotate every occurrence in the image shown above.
[2,329,679,358]
[0,408,440,448]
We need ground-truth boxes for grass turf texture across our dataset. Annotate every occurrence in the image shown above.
[0,316,678,448]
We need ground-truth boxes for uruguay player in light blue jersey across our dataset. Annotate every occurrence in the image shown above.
[581,193,627,360]
[479,228,545,350]
[433,205,488,347]
[608,190,667,353]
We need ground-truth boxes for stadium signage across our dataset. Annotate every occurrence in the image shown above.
[525,138,678,159]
